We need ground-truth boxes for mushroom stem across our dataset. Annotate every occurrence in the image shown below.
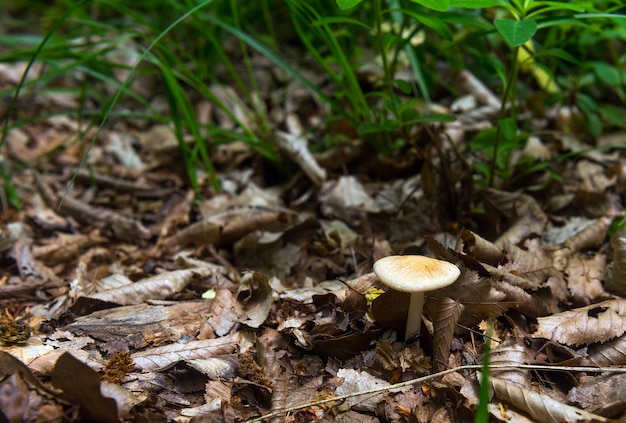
[406,291,424,341]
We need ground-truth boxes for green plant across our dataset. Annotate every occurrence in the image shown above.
[333,0,626,189]
[0,0,294,198]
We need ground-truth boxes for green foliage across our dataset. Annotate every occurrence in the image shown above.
[1,0,624,205]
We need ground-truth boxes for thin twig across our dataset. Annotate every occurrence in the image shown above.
[247,364,626,422]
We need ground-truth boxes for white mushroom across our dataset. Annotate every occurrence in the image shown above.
[373,255,460,341]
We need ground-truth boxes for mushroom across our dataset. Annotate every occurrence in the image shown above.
[373,255,460,341]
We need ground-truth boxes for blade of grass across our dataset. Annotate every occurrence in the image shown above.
[158,56,218,190]
[0,0,89,150]
[63,0,218,203]
[474,322,492,422]
[203,8,348,121]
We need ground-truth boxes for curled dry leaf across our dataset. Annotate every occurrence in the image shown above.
[0,222,24,253]
[533,299,626,346]
[552,217,610,272]
[425,266,511,327]
[491,377,607,423]
[563,217,610,253]
[35,175,151,242]
[185,355,238,379]
[460,229,505,266]
[33,233,108,264]
[85,267,213,305]
[164,206,291,250]
[51,352,120,423]
[0,351,76,422]
[274,130,326,186]
[480,190,548,246]
[236,271,273,328]
[131,332,240,371]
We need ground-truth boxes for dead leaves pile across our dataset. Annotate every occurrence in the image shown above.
[2,48,626,423]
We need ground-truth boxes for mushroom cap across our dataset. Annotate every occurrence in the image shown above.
[373,255,460,292]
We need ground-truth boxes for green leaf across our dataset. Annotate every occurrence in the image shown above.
[451,0,507,8]
[534,48,579,64]
[336,0,363,10]
[529,1,585,13]
[313,16,372,31]
[404,114,457,124]
[598,104,626,129]
[494,18,538,47]
[470,127,497,150]
[410,0,450,13]
[592,61,624,86]
[357,120,401,134]
[499,118,517,143]
[575,13,626,25]
[395,79,412,95]
[398,9,453,41]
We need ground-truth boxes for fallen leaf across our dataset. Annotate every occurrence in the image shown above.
[491,376,607,422]
[533,299,626,346]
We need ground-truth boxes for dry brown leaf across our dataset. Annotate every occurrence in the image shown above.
[256,328,295,414]
[575,160,615,192]
[85,267,213,305]
[274,130,326,186]
[0,222,24,253]
[565,253,607,305]
[205,288,239,337]
[320,176,380,220]
[234,234,301,279]
[568,373,626,416]
[35,175,151,242]
[66,301,213,349]
[588,333,626,366]
[563,217,610,254]
[491,376,607,422]
[131,332,239,371]
[533,299,626,346]
[432,297,464,371]
[236,271,273,328]
[51,352,120,423]
[481,190,549,246]
[493,281,553,318]
[500,239,555,287]
[0,351,75,422]
[490,337,531,389]
[459,229,505,266]
[33,233,107,264]
[185,355,238,379]
[334,368,408,411]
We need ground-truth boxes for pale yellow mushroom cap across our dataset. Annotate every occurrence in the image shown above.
[373,255,460,292]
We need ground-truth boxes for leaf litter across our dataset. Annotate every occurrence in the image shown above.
[1,44,626,423]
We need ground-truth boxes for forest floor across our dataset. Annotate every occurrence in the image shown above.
[1,42,626,423]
